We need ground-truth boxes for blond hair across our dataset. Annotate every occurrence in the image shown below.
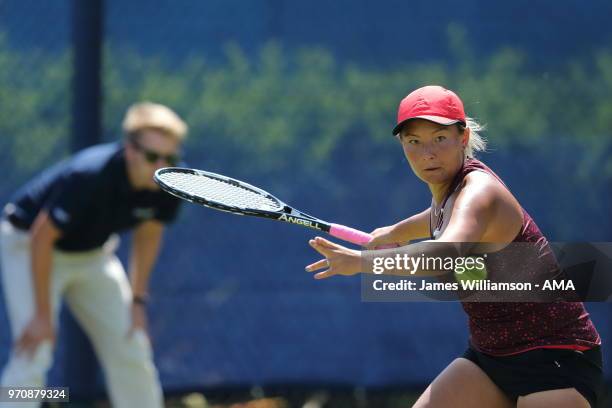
[459,117,486,159]
[122,102,188,141]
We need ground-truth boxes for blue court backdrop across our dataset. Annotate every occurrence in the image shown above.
[0,0,611,398]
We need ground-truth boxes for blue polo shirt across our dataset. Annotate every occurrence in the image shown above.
[6,142,181,252]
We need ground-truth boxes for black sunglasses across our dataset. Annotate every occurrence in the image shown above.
[130,139,180,166]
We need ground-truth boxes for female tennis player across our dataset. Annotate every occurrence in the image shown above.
[305,85,602,407]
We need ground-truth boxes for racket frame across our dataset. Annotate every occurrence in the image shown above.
[154,167,333,233]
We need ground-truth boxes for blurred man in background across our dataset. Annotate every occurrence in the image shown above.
[0,102,187,407]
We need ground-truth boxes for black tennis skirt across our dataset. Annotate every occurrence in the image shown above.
[462,345,603,407]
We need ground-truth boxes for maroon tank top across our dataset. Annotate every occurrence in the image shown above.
[431,158,600,356]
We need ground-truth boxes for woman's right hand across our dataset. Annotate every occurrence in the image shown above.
[365,225,404,249]
[15,314,55,358]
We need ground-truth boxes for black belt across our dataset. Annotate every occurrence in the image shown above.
[3,206,30,231]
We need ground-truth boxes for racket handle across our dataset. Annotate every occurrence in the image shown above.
[329,223,402,248]
[329,224,373,246]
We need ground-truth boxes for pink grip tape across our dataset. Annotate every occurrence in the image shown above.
[329,223,401,248]
[329,223,372,245]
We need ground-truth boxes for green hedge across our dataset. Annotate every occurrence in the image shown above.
[1,26,611,183]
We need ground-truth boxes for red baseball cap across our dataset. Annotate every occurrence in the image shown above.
[392,85,466,135]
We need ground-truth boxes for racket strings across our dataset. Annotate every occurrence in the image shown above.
[159,172,283,211]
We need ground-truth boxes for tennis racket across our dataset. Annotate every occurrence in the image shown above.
[154,167,378,246]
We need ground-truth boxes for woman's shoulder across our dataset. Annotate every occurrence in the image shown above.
[450,169,520,215]
[459,167,524,241]
[463,168,500,187]
[457,170,504,205]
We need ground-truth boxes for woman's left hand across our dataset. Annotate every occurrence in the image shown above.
[305,237,362,279]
